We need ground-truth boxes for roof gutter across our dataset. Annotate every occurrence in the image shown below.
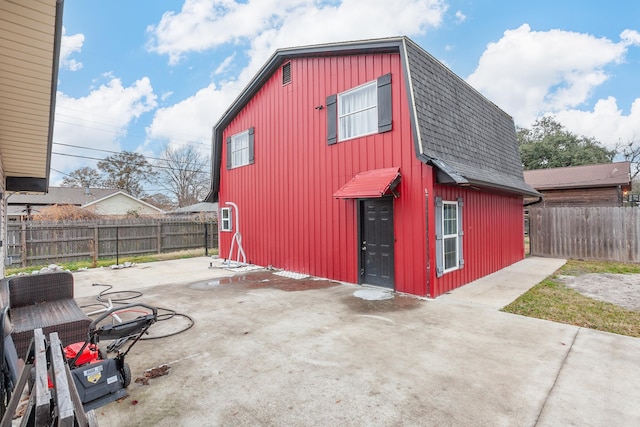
[523,197,543,207]
[46,0,65,192]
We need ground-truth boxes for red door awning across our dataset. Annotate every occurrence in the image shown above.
[333,167,401,199]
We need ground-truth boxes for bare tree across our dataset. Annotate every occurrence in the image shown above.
[143,193,177,211]
[97,151,156,198]
[155,145,210,207]
[618,137,640,179]
[61,166,103,188]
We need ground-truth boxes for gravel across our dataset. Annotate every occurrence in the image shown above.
[556,273,640,311]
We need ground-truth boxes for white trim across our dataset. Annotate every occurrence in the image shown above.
[441,200,459,273]
[230,129,250,168]
[337,80,377,141]
[401,39,423,155]
[220,207,233,231]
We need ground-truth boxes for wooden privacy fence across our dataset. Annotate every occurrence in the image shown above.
[6,218,218,267]
[529,206,640,263]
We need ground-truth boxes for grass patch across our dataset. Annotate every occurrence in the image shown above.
[5,248,218,276]
[558,259,640,275]
[502,260,640,338]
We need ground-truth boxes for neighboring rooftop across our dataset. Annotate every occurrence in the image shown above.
[169,202,219,214]
[524,162,632,190]
[7,187,120,206]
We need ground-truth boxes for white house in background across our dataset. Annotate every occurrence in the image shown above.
[7,187,164,219]
[82,191,164,216]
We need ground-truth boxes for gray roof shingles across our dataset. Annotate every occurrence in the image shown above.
[404,38,537,196]
[208,36,539,200]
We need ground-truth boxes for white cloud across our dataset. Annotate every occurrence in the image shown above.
[147,0,447,65]
[620,29,640,46]
[145,0,448,150]
[214,52,236,75]
[466,25,640,152]
[555,97,640,150]
[467,24,632,126]
[60,27,84,71]
[52,77,158,177]
[145,82,241,155]
[455,10,466,23]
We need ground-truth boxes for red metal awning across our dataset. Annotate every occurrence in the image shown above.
[333,167,401,199]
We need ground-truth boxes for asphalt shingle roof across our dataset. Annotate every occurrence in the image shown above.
[524,162,631,190]
[404,38,537,196]
[208,36,539,200]
[7,187,120,206]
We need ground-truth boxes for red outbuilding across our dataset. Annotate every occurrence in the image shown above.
[207,36,539,298]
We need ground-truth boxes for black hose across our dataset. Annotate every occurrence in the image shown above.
[84,283,195,341]
[93,283,143,303]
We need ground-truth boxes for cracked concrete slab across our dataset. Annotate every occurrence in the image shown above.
[67,257,639,426]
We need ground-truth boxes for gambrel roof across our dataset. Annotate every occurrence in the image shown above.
[208,36,538,201]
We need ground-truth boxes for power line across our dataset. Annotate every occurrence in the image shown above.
[51,151,209,174]
[53,141,210,165]
[53,141,168,162]
[54,108,210,149]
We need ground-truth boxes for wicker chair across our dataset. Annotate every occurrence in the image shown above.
[0,272,91,358]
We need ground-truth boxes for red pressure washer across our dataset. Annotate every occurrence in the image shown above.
[65,303,157,411]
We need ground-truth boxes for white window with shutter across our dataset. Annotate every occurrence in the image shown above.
[435,197,464,276]
[338,81,378,141]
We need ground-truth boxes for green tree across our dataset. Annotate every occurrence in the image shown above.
[61,166,103,188]
[518,117,615,170]
[97,151,156,198]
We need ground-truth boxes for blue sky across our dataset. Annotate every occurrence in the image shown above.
[53,0,640,190]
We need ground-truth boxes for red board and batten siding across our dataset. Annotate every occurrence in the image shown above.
[427,184,525,297]
[218,51,525,298]
[218,52,430,295]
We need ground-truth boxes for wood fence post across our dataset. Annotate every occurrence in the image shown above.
[20,220,27,267]
[93,223,99,265]
[157,221,162,254]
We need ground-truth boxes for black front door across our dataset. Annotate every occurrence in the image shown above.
[360,198,394,289]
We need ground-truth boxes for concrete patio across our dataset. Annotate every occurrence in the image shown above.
[69,257,639,426]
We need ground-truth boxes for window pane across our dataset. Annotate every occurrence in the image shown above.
[443,204,457,235]
[444,237,457,269]
[338,82,377,140]
[231,131,250,168]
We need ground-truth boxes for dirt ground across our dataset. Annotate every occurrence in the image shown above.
[556,273,640,311]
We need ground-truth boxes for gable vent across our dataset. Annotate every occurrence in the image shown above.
[282,62,291,85]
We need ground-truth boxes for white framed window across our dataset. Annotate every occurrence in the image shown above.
[220,207,233,231]
[338,81,377,141]
[442,201,459,272]
[230,130,250,168]
[435,197,464,277]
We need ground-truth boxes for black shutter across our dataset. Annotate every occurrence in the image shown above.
[248,127,255,164]
[457,197,464,268]
[226,136,232,169]
[435,197,443,277]
[377,73,392,133]
[326,94,337,145]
